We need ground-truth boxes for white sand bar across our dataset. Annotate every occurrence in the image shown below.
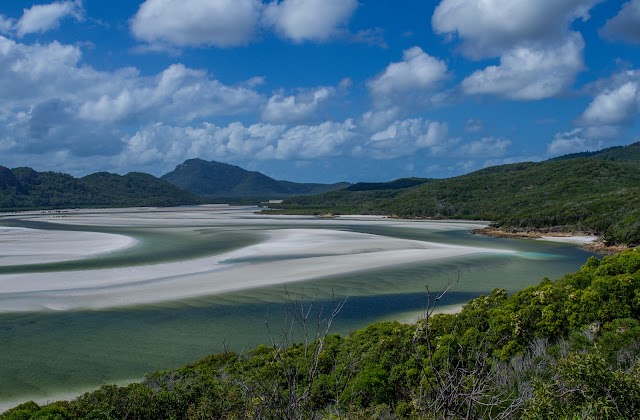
[539,235,598,245]
[0,206,506,312]
[0,227,137,265]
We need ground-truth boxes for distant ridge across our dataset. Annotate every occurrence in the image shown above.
[346,177,433,192]
[0,167,202,210]
[161,159,350,199]
[277,142,640,245]
[550,141,640,163]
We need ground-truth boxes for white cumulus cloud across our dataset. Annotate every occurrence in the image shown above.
[262,87,334,123]
[0,36,84,109]
[0,36,265,161]
[601,0,640,44]
[368,46,448,107]
[432,0,601,58]
[15,0,83,37]
[457,137,511,158]
[359,107,400,133]
[131,0,262,48]
[78,64,263,124]
[366,119,450,159]
[0,36,262,121]
[461,33,584,100]
[547,127,620,156]
[580,77,639,126]
[271,120,356,159]
[0,15,14,34]
[117,119,357,173]
[118,122,283,168]
[263,0,358,42]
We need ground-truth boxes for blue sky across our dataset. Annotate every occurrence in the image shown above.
[0,0,639,183]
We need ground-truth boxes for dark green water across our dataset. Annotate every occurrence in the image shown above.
[0,211,596,407]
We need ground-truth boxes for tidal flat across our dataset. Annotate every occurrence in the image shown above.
[0,205,596,408]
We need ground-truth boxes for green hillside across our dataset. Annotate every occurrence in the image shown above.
[387,158,640,244]
[6,249,640,419]
[346,177,433,192]
[0,167,202,210]
[161,159,350,200]
[276,143,640,245]
[551,141,640,163]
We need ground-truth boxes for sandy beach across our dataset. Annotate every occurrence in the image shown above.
[0,227,137,265]
[538,235,599,245]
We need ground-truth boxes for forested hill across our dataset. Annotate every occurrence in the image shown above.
[161,158,350,199]
[276,143,640,246]
[0,167,203,210]
[550,141,640,162]
[6,249,640,418]
[346,177,432,191]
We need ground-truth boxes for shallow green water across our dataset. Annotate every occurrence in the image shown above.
[0,210,596,407]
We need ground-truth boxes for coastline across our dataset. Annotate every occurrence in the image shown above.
[471,227,629,254]
[0,206,607,412]
[297,213,633,255]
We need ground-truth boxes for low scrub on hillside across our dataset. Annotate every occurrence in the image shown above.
[277,157,640,246]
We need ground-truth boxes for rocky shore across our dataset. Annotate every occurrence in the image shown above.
[472,227,630,255]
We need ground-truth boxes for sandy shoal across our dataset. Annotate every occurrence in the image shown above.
[0,227,138,265]
[538,235,599,245]
[22,206,490,231]
[0,227,510,313]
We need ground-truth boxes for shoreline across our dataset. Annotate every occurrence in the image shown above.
[296,213,634,255]
[471,227,629,254]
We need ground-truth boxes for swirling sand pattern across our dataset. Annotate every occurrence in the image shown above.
[0,205,596,408]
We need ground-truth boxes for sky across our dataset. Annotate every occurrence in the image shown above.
[0,0,639,183]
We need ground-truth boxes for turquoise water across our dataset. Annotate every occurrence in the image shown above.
[0,209,596,407]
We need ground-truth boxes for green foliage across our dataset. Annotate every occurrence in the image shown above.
[4,249,640,419]
[266,189,404,216]
[346,177,433,192]
[1,401,71,420]
[526,353,640,419]
[161,158,350,199]
[280,149,640,245]
[550,141,640,163]
[0,167,203,210]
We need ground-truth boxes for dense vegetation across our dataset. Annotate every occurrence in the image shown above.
[267,189,402,215]
[5,249,640,419]
[161,159,350,200]
[275,143,640,246]
[346,177,433,192]
[550,141,640,163]
[0,167,202,210]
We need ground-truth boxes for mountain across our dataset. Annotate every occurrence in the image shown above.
[276,143,640,245]
[0,167,202,210]
[161,159,350,199]
[346,177,432,192]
